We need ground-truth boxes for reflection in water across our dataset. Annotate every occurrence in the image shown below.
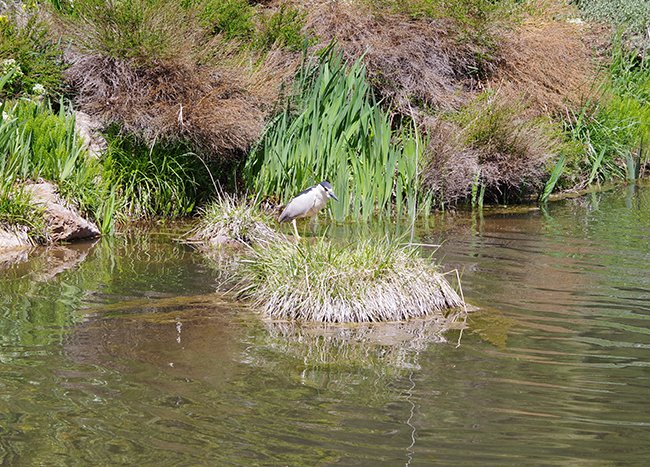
[65,296,246,390]
[0,241,96,278]
[0,247,29,269]
[259,314,465,374]
[1,185,650,464]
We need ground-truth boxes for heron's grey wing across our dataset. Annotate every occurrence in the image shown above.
[278,190,316,223]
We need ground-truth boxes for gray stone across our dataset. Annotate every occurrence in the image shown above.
[74,111,107,159]
[0,226,31,250]
[25,182,100,242]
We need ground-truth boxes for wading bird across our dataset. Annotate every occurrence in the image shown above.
[278,181,339,239]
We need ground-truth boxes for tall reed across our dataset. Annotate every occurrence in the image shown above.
[102,132,205,220]
[244,48,430,222]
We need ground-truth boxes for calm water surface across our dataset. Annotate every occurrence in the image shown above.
[1,185,649,465]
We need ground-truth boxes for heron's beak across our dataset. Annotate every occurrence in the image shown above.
[330,192,339,201]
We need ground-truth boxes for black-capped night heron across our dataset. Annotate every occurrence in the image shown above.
[278,181,339,239]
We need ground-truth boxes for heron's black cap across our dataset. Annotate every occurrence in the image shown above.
[319,181,333,190]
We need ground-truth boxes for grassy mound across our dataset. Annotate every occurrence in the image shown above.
[189,195,282,246]
[240,238,464,322]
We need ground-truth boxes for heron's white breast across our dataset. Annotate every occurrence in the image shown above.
[306,188,328,217]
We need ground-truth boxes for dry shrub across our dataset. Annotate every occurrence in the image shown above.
[423,119,481,203]
[64,46,295,157]
[305,0,495,113]
[423,91,562,203]
[490,14,597,114]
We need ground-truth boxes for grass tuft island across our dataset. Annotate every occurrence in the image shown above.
[239,238,464,323]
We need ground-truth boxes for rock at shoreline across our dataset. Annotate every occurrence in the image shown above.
[0,226,32,250]
[74,111,107,159]
[25,182,100,243]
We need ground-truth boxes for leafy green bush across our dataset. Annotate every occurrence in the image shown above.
[609,41,650,105]
[0,11,65,97]
[575,0,650,37]
[561,43,649,186]
[201,0,307,51]
[254,5,306,52]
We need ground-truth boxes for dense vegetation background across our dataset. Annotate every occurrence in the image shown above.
[1,0,649,237]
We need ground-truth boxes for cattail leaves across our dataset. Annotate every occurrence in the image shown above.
[245,48,429,221]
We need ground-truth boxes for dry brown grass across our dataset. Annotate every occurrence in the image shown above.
[491,15,597,115]
[423,90,563,203]
[302,1,593,204]
[305,0,494,113]
[49,0,299,158]
[64,46,295,157]
[422,119,481,203]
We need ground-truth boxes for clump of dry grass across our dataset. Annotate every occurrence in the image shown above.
[423,90,563,203]
[239,238,464,323]
[188,194,283,247]
[305,1,495,113]
[302,1,595,205]
[491,14,596,115]
[422,118,482,203]
[50,0,298,158]
[64,47,294,157]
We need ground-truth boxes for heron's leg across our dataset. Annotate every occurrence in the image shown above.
[308,215,318,235]
[292,219,301,240]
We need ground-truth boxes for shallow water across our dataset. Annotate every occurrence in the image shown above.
[1,184,649,465]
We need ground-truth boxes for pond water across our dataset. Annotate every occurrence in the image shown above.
[1,184,649,465]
